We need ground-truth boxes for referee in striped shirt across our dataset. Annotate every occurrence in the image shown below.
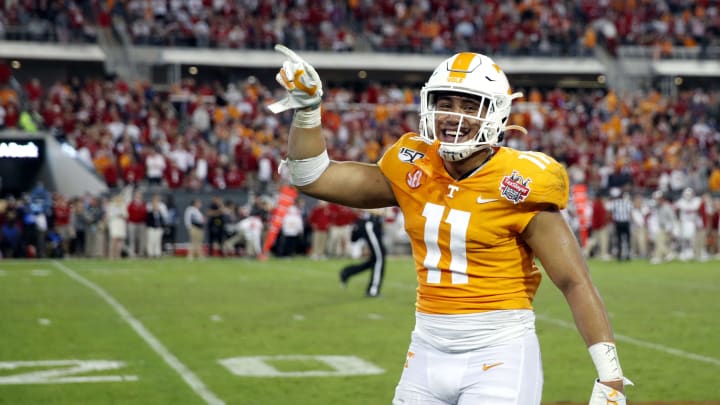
[339,209,386,297]
[608,188,634,261]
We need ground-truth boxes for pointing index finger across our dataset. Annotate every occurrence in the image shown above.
[274,44,304,64]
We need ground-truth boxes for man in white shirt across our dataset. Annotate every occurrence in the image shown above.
[184,199,205,260]
[279,204,304,256]
[675,188,702,261]
[146,194,168,257]
[145,147,166,186]
[630,194,649,259]
[257,152,274,195]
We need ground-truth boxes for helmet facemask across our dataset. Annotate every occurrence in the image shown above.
[420,89,514,162]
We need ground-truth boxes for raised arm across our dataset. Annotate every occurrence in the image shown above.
[522,210,632,402]
[268,45,396,208]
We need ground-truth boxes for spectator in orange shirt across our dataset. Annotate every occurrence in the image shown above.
[708,165,720,192]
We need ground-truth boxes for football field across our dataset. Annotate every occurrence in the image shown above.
[1,256,719,404]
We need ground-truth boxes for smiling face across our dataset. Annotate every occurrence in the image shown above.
[432,92,488,145]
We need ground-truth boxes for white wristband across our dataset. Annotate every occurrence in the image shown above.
[589,342,624,381]
[285,150,330,186]
[292,106,321,128]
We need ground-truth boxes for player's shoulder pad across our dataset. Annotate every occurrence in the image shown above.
[497,148,569,209]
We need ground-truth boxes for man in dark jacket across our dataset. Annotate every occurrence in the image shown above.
[339,209,386,297]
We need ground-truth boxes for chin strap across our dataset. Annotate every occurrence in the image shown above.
[504,125,528,135]
[501,92,526,137]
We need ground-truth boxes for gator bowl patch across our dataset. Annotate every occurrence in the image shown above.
[499,170,531,204]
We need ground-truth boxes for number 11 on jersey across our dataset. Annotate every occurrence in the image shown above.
[422,203,470,284]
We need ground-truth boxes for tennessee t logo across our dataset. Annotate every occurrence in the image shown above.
[447,185,460,198]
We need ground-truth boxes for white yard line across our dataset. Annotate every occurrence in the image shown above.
[535,314,720,367]
[52,261,225,405]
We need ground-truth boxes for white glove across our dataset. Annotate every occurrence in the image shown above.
[268,44,323,113]
[589,378,633,405]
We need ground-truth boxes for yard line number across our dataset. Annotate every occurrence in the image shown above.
[0,360,137,385]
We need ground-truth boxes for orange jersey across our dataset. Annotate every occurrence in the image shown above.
[378,133,569,315]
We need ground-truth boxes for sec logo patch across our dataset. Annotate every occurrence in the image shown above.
[406,169,423,189]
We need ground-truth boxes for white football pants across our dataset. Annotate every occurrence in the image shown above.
[393,331,543,404]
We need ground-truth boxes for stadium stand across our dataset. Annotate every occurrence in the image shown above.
[0,1,718,261]
[3,1,719,57]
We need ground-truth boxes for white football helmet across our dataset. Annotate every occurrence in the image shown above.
[419,52,525,162]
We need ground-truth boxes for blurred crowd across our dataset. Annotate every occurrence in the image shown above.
[1,67,715,260]
[2,180,719,264]
[0,182,178,259]
[573,187,720,263]
[1,1,719,57]
[1,1,720,262]
[1,63,719,198]
[0,180,379,261]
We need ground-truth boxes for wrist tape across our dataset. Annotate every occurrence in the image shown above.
[292,106,321,128]
[589,342,624,381]
[285,150,330,186]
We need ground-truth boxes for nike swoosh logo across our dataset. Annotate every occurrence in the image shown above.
[476,197,499,204]
[482,362,504,371]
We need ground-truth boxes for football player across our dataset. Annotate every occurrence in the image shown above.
[269,45,631,404]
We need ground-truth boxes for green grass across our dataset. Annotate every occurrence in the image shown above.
[1,257,719,404]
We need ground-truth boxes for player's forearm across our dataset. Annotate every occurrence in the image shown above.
[564,282,628,393]
[563,282,615,346]
[288,112,326,160]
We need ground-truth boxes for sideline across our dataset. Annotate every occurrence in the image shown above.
[52,261,226,405]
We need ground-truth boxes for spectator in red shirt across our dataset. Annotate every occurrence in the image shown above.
[3,103,19,128]
[327,203,358,258]
[209,166,227,190]
[0,61,10,84]
[225,162,246,189]
[164,160,185,189]
[583,194,612,261]
[25,78,44,102]
[235,142,258,191]
[308,200,332,259]
[52,194,74,257]
[126,189,147,257]
[122,154,146,187]
[103,163,120,188]
[698,192,714,260]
